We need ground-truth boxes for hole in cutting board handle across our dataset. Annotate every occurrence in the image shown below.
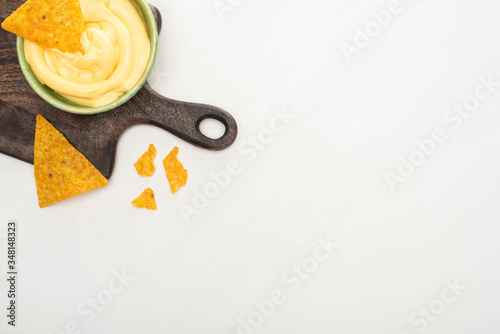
[198,117,227,140]
[196,115,229,140]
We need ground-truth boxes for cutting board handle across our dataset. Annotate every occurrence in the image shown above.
[129,82,238,150]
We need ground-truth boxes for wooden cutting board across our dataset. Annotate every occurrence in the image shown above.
[0,0,237,179]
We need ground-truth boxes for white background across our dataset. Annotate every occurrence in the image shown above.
[1,0,500,333]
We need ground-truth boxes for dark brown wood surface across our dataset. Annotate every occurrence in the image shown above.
[0,0,237,179]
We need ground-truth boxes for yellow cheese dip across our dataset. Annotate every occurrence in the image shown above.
[24,0,150,107]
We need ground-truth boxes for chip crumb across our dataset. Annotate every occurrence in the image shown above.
[1,0,85,54]
[34,115,108,208]
[163,146,188,194]
[134,144,156,177]
[131,188,157,210]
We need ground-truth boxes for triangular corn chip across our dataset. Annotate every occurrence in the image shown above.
[1,0,84,54]
[34,115,108,208]
[134,144,156,177]
[163,146,188,194]
[131,188,157,210]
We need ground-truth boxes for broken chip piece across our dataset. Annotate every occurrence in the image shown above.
[1,0,84,54]
[134,144,156,177]
[34,115,108,208]
[131,188,157,210]
[163,146,188,194]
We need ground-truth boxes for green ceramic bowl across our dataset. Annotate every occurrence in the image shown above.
[16,0,158,115]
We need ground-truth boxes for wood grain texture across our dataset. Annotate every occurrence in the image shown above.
[0,0,237,179]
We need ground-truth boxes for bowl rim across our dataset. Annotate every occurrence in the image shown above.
[16,0,158,115]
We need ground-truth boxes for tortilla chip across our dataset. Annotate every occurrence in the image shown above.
[134,144,156,177]
[34,115,108,208]
[132,188,157,210]
[163,146,188,194]
[1,0,84,54]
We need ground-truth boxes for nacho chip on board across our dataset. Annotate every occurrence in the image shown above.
[163,146,188,194]
[134,144,156,177]
[34,115,108,208]
[131,188,157,210]
[1,0,84,54]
